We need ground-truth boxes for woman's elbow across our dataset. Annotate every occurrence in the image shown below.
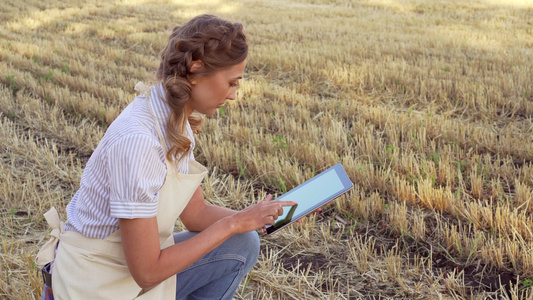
[131,271,160,289]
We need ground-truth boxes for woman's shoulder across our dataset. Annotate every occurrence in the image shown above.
[108,96,155,133]
[98,99,163,153]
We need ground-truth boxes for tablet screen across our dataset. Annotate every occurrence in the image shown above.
[265,163,353,234]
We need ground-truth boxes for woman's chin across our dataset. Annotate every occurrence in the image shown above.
[204,109,217,116]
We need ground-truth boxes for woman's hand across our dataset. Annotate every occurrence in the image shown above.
[227,194,296,235]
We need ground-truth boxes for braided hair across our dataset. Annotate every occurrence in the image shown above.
[155,14,248,164]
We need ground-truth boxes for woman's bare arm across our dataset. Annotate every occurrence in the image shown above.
[120,195,295,289]
[179,186,236,232]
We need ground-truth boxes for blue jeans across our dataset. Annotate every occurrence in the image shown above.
[40,231,260,300]
[174,231,260,300]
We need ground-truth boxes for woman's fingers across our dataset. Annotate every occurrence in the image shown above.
[262,215,274,225]
[262,202,295,223]
[259,194,273,203]
[275,201,297,207]
[278,206,284,216]
[241,196,297,230]
[259,194,296,207]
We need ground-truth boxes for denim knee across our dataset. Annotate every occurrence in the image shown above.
[236,231,260,270]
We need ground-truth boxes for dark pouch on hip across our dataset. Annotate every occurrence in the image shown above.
[41,263,54,300]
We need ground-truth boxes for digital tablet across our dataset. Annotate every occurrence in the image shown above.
[265,163,354,234]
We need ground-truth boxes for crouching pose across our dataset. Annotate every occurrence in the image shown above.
[36,14,294,300]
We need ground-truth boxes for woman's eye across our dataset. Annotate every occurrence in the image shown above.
[230,82,239,88]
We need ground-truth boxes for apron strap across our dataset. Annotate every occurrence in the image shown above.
[134,81,151,96]
[35,207,64,266]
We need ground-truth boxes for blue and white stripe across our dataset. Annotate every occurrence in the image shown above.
[64,84,195,239]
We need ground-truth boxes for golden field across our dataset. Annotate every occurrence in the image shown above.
[1,0,533,298]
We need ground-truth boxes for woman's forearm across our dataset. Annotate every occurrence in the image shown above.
[179,186,237,232]
[183,204,236,232]
[120,215,237,289]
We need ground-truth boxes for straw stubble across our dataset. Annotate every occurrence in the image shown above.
[1,0,533,299]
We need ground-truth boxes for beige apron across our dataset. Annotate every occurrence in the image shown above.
[35,82,207,299]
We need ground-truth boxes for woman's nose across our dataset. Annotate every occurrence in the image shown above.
[227,91,236,100]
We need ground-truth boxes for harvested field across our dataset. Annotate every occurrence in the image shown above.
[1,0,533,299]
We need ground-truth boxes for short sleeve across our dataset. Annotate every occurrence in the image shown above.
[107,134,166,219]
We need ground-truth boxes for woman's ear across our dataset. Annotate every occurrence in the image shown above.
[189,60,205,74]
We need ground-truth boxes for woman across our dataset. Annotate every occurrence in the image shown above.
[36,14,295,299]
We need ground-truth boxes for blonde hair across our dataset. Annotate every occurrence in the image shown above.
[155,14,248,163]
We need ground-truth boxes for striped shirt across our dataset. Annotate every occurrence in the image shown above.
[63,83,195,239]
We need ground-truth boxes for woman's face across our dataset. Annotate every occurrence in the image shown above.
[188,60,247,115]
